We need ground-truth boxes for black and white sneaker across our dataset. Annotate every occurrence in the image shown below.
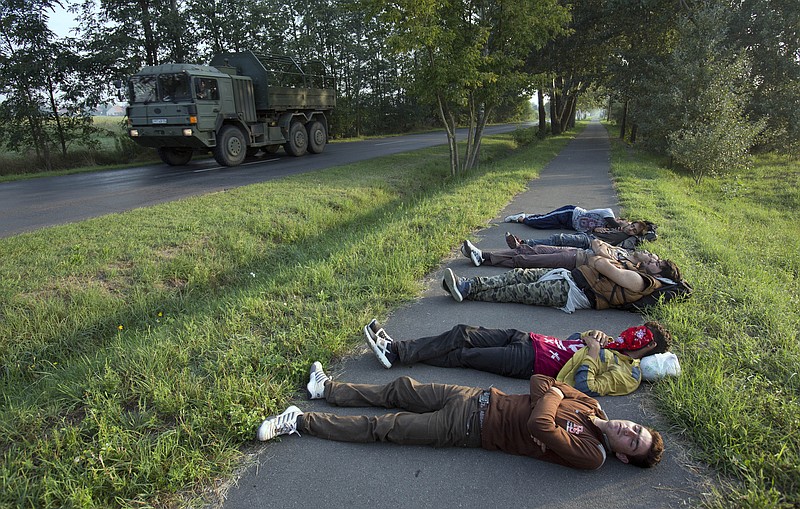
[464,240,483,266]
[257,405,303,441]
[364,319,395,369]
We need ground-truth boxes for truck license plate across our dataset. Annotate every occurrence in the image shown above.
[151,118,167,124]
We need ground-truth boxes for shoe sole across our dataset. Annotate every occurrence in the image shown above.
[363,323,392,369]
[443,268,463,302]
[460,241,470,258]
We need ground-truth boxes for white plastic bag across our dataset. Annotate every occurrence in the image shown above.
[640,352,681,381]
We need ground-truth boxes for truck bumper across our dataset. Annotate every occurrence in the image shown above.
[128,126,215,149]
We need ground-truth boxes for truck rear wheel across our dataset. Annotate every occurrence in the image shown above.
[306,121,326,154]
[284,121,308,156]
[157,147,193,166]
[214,125,247,166]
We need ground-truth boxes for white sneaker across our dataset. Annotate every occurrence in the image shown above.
[257,405,303,441]
[364,319,394,369]
[504,213,526,223]
[464,240,483,266]
[307,361,329,399]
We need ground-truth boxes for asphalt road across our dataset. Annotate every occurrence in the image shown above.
[0,124,521,238]
[216,122,714,509]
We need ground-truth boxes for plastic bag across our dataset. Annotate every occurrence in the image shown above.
[640,352,681,381]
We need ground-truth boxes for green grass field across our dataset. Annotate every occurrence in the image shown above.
[0,127,571,507]
[1,123,797,508]
[607,125,800,508]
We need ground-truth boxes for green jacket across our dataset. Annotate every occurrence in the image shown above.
[556,347,642,396]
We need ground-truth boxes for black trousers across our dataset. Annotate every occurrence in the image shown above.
[393,324,535,379]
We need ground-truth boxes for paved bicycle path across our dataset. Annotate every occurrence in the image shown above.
[217,122,712,509]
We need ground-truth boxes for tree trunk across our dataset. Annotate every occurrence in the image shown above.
[538,89,546,137]
[437,95,459,176]
[566,95,577,129]
[619,99,628,140]
[631,123,638,143]
[550,83,562,135]
[46,73,67,157]
[138,0,158,65]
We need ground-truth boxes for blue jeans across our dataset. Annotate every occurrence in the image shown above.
[528,232,593,249]
[521,205,575,229]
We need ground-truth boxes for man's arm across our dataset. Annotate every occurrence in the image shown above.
[526,377,606,469]
[587,256,647,292]
[572,349,642,396]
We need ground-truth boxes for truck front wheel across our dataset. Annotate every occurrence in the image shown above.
[157,147,193,166]
[284,121,308,157]
[214,126,247,166]
[306,121,326,154]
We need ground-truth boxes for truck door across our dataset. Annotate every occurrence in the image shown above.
[193,77,222,132]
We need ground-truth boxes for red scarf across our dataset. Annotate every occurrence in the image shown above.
[607,326,653,351]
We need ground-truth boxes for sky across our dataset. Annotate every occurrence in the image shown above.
[48,4,78,38]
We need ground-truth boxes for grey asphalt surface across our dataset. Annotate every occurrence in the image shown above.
[0,125,519,238]
[215,122,713,509]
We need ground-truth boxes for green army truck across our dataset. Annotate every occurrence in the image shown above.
[125,50,335,167]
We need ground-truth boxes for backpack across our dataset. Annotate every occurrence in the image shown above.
[618,278,693,312]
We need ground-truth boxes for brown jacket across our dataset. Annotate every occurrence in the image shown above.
[575,263,663,309]
[480,374,608,470]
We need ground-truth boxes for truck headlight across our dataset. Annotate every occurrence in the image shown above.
[183,128,193,136]
[130,129,139,137]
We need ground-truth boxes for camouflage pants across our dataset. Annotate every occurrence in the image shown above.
[467,268,570,308]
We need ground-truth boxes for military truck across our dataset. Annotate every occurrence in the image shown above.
[125,50,335,167]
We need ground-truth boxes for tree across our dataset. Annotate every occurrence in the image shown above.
[0,0,81,169]
[729,0,800,154]
[664,4,764,183]
[365,0,569,176]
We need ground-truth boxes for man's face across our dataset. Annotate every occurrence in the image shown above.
[633,251,663,275]
[622,222,646,236]
[605,419,652,462]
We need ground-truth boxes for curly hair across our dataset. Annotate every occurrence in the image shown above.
[657,259,682,282]
[644,321,672,354]
[628,427,664,468]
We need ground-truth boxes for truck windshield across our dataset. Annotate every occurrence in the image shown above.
[129,75,158,103]
[158,73,191,102]
[128,73,191,103]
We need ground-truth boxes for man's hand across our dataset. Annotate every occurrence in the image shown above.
[550,386,565,399]
[531,435,547,453]
[586,335,601,359]
[581,330,610,347]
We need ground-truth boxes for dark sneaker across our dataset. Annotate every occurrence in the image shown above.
[443,268,470,302]
[505,231,523,249]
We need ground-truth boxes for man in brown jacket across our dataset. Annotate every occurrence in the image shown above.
[257,362,664,470]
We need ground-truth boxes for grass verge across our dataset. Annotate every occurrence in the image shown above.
[607,123,800,508]
[0,126,573,508]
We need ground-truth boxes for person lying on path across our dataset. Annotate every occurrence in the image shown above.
[441,254,684,313]
[461,238,669,276]
[363,319,673,396]
[507,220,658,251]
[257,366,664,470]
[504,205,630,232]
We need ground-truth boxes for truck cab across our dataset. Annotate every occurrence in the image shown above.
[126,51,335,167]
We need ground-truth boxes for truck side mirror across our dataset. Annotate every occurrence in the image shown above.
[113,80,125,101]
